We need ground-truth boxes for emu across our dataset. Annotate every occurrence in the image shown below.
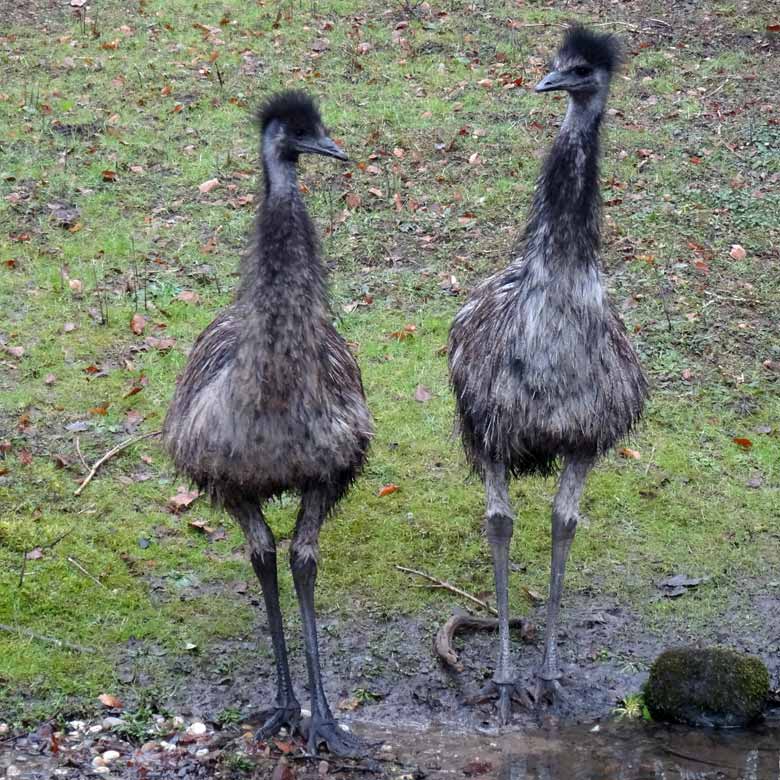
[448,27,648,722]
[163,91,372,756]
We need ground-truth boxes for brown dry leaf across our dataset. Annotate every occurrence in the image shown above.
[68,278,83,294]
[414,384,432,403]
[62,322,77,333]
[0,441,11,453]
[130,313,146,335]
[733,437,753,449]
[468,152,482,166]
[201,236,218,254]
[101,39,120,50]
[476,78,493,89]
[89,403,110,416]
[101,170,118,182]
[44,373,57,385]
[681,368,692,381]
[18,449,32,465]
[5,345,24,358]
[393,147,405,159]
[198,178,220,194]
[729,244,746,261]
[377,483,399,497]
[522,586,544,605]
[167,488,201,514]
[368,187,384,198]
[618,447,641,460]
[189,519,215,535]
[389,323,416,341]
[98,693,123,709]
[145,336,176,352]
[345,192,361,209]
[176,290,202,304]
[129,164,144,174]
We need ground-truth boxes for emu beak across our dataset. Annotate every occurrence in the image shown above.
[535,70,568,93]
[300,134,348,161]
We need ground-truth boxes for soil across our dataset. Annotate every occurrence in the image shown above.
[3,579,779,778]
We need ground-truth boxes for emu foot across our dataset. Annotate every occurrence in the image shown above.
[253,703,302,742]
[533,673,564,709]
[302,715,371,758]
[467,679,534,724]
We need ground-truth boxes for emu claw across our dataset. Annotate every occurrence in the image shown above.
[468,679,534,724]
[253,704,302,742]
[533,674,563,709]
[303,716,371,757]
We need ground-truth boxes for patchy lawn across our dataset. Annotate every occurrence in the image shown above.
[0,0,778,749]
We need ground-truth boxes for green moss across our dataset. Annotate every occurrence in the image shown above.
[644,647,769,727]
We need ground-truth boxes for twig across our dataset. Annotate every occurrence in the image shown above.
[18,528,73,588]
[75,436,89,471]
[74,430,161,496]
[0,623,95,654]
[66,556,107,589]
[645,17,672,28]
[435,613,535,672]
[704,289,764,306]
[394,565,496,615]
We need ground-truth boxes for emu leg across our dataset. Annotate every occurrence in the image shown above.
[231,502,301,739]
[537,455,595,704]
[291,488,368,757]
[478,461,532,722]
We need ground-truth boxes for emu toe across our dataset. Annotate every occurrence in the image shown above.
[254,703,302,742]
[303,716,371,758]
[468,679,534,724]
[533,674,564,710]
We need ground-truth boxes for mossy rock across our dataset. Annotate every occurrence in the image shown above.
[644,646,769,728]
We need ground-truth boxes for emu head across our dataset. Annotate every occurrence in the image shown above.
[535,26,622,98]
[258,90,347,164]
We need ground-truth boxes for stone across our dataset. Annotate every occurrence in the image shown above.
[6,767,21,778]
[644,646,769,727]
[186,721,207,736]
[102,716,126,729]
[102,750,121,762]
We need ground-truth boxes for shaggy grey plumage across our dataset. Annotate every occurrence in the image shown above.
[448,27,648,722]
[164,91,372,756]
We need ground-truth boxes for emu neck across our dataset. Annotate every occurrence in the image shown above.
[522,93,607,272]
[238,153,326,312]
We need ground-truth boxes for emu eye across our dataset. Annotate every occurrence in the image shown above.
[295,128,305,138]
[573,66,592,77]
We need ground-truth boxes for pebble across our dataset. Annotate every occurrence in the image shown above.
[102,717,126,730]
[318,759,329,776]
[195,748,209,758]
[93,757,107,768]
[88,724,103,734]
[0,722,8,734]
[68,720,86,731]
[172,716,185,728]
[6,767,21,778]
[102,750,120,762]
[94,767,110,775]
[186,721,207,736]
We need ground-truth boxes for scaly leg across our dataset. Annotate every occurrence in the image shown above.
[468,462,532,722]
[290,487,368,757]
[537,455,595,704]
[230,501,301,739]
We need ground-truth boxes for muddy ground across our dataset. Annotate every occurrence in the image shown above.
[3,579,779,778]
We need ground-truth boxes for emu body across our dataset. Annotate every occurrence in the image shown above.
[448,28,647,721]
[164,92,372,756]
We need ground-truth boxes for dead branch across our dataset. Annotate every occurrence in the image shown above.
[0,623,95,654]
[66,556,107,589]
[394,565,496,615]
[74,430,161,496]
[435,614,535,672]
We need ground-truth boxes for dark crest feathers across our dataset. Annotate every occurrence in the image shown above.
[558,25,622,72]
[256,90,322,133]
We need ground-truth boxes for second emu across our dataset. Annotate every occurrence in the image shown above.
[164,92,372,756]
[448,27,648,722]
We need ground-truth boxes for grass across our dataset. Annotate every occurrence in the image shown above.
[0,0,778,724]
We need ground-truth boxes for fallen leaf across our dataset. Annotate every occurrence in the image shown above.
[44,373,57,385]
[101,170,118,182]
[176,290,201,304]
[368,187,384,198]
[167,488,201,513]
[198,178,220,194]
[729,244,746,261]
[377,483,399,497]
[89,403,110,416]
[389,323,416,341]
[618,447,641,460]
[68,278,83,294]
[656,574,708,598]
[681,368,692,381]
[62,322,77,333]
[414,384,432,403]
[189,519,215,535]
[468,152,481,165]
[26,547,43,560]
[767,23,780,32]
[733,437,753,449]
[145,336,176,352]
[98,693,123,709]
[5,345,24,358]
[18,449,32,465]
[345,192,361,209]
[522,586,544,604]
[130,313,146,335]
